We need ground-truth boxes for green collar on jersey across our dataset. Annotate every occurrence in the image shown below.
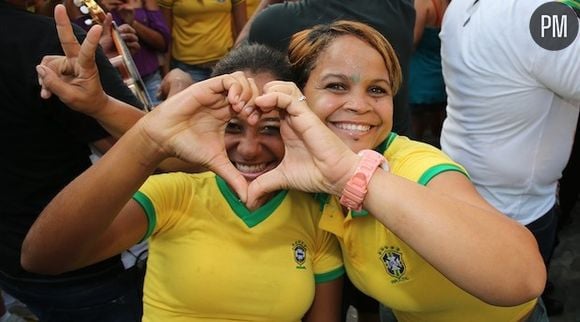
[216,176,288,228]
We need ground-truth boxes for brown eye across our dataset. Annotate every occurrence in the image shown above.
[369,86,388,96]
[226,122,243,134]
[260,125,281,136]
[326,83,346,91]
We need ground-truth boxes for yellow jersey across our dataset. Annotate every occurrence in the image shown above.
[320,133,536,322]
[134,172,344,321]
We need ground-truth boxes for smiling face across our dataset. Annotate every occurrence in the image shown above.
[225,71,284,182]
[302,35,394,152]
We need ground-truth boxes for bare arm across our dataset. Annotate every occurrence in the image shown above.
[130,20,166,52]
[231,0,248,40]
[363,170,546,306]
[302,278,343,322]
[91,135,117,155]
[23,64,257,277]
[249,81,546,307]
[36,8,202,172]
[127,0,169,52]
[21,127,157,274]
[413,0,429,48]
[160,6,173,75]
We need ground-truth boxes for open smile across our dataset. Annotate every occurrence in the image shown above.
[234,161,277,180]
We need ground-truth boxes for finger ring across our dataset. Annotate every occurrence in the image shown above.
[297,95,307,102]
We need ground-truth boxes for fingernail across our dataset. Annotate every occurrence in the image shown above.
[248,111,260,124]
[36,65,45,77]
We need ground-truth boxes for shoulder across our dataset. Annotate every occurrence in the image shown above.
[386,136,467,184]
[387,136,449,162]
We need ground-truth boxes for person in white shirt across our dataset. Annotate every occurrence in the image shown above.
[440,0,580,316]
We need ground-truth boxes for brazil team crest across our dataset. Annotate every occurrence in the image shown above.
[378,246,408,283]
[292,240,307,269]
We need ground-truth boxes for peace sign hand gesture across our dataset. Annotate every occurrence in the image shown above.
[36,4,109,117]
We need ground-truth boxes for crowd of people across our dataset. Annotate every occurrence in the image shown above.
[1,0,578,321]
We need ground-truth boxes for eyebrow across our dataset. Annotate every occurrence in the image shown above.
[321,73,349,82]
[321,73,390,85]
[261,117,281,123]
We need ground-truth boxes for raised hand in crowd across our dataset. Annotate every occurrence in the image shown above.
[158,68,194,101]
[36,5,211,174]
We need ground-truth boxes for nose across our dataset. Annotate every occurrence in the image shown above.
[237,133,262,160]
[344,92,372,113]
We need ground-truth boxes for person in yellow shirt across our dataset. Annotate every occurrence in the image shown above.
[159,0,247,81]
[245,20,549,321]
[25,7,548,321]
[245,0,260,17]
[22,6,343,321]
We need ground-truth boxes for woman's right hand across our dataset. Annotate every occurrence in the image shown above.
[36,4,109,117]
[135,71,259,200]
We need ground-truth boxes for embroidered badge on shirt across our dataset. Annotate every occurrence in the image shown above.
[378,246,409,283]
[292,240,307,269]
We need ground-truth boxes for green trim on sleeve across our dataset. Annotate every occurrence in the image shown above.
[418,164,469,186]
[132,191,157,242]
[314,266,345,284]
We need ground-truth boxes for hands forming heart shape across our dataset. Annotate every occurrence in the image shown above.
[138,73,360,210]
[37,4,360,210]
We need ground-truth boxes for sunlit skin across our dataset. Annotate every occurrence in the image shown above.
[303,35,394,153]
[225,71,284,183]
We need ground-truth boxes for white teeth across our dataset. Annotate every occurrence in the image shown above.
[334,123,371,132]
[235,163,267,173]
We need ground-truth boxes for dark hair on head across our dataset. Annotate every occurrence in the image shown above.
[288,20,402,95]
[211,44,293,81]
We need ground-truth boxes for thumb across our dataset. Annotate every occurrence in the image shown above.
[246,168,286,210]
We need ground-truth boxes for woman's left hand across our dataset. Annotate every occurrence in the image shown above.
[36,4,109,114]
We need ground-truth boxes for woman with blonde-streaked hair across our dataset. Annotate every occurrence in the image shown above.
[247,20,548,321]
